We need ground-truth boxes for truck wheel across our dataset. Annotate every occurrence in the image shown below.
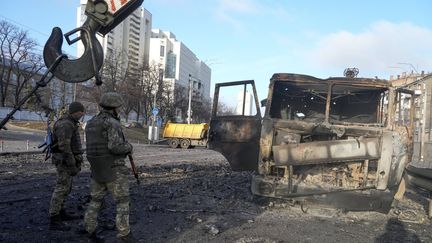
[180,139,191,149]
[169,138,180,148]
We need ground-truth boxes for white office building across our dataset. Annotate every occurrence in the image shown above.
[148,29,211,111]
[76,0,152,74]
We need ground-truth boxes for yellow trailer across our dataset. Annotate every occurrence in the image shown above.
[163,123,209,149]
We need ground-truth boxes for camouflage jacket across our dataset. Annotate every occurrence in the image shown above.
[52,114,83,166]
[85,110,132,166]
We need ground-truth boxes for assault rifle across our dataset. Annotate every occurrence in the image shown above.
[38,116,54,161]
[128,154,140,185]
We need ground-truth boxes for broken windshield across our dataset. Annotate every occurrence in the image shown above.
[269,81,327,122]
[330,85,387,125]
[269,80,388,125]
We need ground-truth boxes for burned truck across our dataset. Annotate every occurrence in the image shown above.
[208,73,416,213]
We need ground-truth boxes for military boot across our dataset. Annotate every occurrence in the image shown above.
[59,208,80,220]
[87,232,105,243]
[49,215,71,231]
[118,232,137,243]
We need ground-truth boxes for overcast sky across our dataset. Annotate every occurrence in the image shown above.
[2,0,432,101]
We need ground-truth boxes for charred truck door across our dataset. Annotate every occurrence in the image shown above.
[208,80,262,171]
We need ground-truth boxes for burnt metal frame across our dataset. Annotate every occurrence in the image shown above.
[269,79,390,125]
[211,80,262,118]
[257,76,398,197]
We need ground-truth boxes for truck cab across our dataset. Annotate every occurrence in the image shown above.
[209,73,416,213]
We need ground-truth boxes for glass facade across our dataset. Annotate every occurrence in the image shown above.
[165,51,177,78]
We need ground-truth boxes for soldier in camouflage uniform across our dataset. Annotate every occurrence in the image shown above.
[49,102,85,231]
[84,92,136,243]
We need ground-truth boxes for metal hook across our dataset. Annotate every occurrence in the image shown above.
[43,18,104,85]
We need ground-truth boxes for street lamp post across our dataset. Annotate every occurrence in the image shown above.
[148,83,159,143]
[153,87,157,127]
[73,83,77,101]
[187,74,193,124]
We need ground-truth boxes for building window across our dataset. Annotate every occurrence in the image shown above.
[159,69,164,81]
[160,45,165,57]
[164,52,176,78]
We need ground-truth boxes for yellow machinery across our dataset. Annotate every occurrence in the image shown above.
[163,123,209,149]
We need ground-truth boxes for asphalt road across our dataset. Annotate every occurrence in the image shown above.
[0,124,45,141]
[0,146,431,243]
[0,124,46,152]
[0,125,431,242]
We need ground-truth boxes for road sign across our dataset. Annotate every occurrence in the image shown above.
[152,107,159,116]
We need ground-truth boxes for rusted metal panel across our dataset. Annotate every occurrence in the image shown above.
[270,73,390,89]
[251,176,393,213]
[209,118,261,171]
[273,137,380,165]
[272,119,383,137]
[377,131,396,190]
[210,119,261,142]
[208,80,262,171]
[209,72,431,213]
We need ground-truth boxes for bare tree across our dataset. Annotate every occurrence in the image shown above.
[192,98,212,123]
[75,82,100,115]
[117,75,138,122]
[137,63,162,125]
[0,20,43,107]
[216,101,236,116]
[171,84,189,122]
[12,54,44,107]
[76,56,162,123]
[158,79,175,122]
[167,84,213,123]
[125,61,157,123]
[101,48,130,92]
[76,48,133,118]
[128,69,146,123]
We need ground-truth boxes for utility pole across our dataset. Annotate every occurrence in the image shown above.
[148,82,159,143]
[153,86,157,127]
[187,74,193,124]
[73,83,77,101]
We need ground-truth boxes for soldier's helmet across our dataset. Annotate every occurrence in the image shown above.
[99,92,124,109]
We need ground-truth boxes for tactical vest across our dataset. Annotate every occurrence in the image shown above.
[86,114,111,156]
[85,113,119,182]
[52,115,82,155]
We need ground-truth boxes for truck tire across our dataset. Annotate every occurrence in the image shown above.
[169,138,180,148]
[180,139,191,149]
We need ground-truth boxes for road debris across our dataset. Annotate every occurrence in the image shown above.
[0,145,430,242]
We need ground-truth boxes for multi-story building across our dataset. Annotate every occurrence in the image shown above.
[76,2,210,122]
[390,71,432,168]
[76,0,152,74]
[148,29,211,120]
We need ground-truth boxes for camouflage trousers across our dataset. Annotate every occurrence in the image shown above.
[84,166,130,238]
[49,165,73,216]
